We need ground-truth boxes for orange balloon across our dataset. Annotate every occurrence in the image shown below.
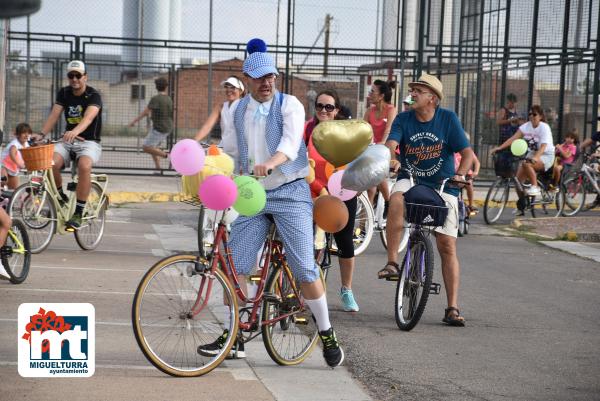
[313,195,349,233]
[207,144,220,156]
[324,162,346,179]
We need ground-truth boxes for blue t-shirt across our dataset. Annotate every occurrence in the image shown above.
[388,107,470,196]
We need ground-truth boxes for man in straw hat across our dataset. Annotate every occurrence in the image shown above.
[381,73,474,327]
[197,38,344,368]
[37,60,103,232]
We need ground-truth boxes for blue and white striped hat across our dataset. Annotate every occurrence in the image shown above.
[242,38,279,79]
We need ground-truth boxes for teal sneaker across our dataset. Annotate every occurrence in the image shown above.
[340,287,359,312]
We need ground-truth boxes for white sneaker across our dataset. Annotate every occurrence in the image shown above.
[0,264,10,280]
[526,185,541,196]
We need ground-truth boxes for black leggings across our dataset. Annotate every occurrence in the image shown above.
[332,196,357,259]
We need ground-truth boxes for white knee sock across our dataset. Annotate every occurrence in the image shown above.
[304,294,331,332]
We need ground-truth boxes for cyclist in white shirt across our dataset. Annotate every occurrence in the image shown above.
[492,105,555,197]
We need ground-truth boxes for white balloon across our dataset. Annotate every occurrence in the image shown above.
[341,144,391,191]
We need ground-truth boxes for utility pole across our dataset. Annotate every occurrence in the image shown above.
[323,14,332,76]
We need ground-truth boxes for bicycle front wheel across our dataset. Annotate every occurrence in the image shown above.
[261,264,323,365]
[483,178,510,224]
[561,175,586,217]
[353,193,374,256]
[74,182,107,250]
[7,183,56,253]
[132,254,239,377]
[2,219,31,284]
[395,231,434,331]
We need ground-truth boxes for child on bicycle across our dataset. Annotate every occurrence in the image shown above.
[0,207,13,280]
[552,128,579,187]
[1,123,31,189]
[454,133,481,213]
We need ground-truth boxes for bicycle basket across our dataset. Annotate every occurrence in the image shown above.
[403,184,448,227]
[20,144,54,172]
[494,151,519,178]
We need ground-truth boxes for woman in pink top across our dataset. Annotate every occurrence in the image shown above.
[553,128,579,187]
[364,80,398,206]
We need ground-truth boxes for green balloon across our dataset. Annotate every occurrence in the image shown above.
[510,138,528,156]
[233,176,266,216]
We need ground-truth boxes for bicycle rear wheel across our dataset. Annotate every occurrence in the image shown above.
[74,182,107,250]
[353,193,374,256]
[395,231,434,331]
[561,175,586,217]
[262,264,323,365]
[2,219,31,284]
[483,178,510,224]
[7,183,56,253]
[132,254,239,377]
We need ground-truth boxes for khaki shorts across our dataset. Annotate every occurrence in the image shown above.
[391,179,459,238]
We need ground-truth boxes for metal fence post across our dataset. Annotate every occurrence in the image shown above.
[499,0,511,108]
[527,0,540,112]
[557,0,571,143]
[473,0,485,155]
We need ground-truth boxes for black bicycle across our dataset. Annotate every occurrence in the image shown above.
[484,153,564,224]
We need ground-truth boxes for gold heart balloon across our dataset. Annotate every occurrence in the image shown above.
[312,120,373,167]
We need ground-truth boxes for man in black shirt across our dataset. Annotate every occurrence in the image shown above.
[38,60,103,231]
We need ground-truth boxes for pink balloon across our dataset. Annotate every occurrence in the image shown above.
[170,139,205,176]
[199,174,238,210]
[327,170,357,201]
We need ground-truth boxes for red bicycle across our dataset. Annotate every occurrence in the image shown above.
[132,206,324,377]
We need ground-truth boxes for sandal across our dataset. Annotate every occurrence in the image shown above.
[442,307,465,327]
[377,261,400,279]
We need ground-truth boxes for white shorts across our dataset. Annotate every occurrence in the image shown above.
[143,128,170,147]
[526,151,554,171]
[391,179,459,238]
[54,140,102,167]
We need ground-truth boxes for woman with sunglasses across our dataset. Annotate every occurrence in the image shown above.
[364,80,398,208]
[304,90,360,312]
[492,105,555,199]
[194,76,246,142]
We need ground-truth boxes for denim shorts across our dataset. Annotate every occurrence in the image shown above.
[143,128,170,147]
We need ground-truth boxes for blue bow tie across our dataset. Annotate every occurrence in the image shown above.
[254,103,270,121]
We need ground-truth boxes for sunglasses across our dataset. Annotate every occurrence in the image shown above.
[316,103,336,112]
[67,72,83,80]
[528,112,538,117]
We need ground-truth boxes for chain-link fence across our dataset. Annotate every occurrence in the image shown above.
[2,0,599,172]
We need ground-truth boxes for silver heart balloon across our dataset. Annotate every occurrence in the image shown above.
[341,144,391,191]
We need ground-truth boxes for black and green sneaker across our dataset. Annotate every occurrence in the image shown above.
[318,327,344,368]
[197,330,246,359]
[65,214,82,232]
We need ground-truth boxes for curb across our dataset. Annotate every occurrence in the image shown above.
[108,191,181,205]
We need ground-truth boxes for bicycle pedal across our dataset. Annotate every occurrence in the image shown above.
[66,182,77,192]
[385,276,400,281]
[262,292,281,303]
[429,282,441,294]
[293,316,309,325]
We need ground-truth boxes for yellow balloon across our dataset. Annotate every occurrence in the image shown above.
[312,120,373,167]
[180,151,234,199]
[202,153,234,177]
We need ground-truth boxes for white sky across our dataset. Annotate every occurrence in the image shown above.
[8,0,380,49]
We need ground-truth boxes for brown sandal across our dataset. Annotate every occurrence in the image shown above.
[377,261,400,279]
[442,307,465,327]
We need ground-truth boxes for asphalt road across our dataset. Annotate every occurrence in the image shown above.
[1,202,599,401]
